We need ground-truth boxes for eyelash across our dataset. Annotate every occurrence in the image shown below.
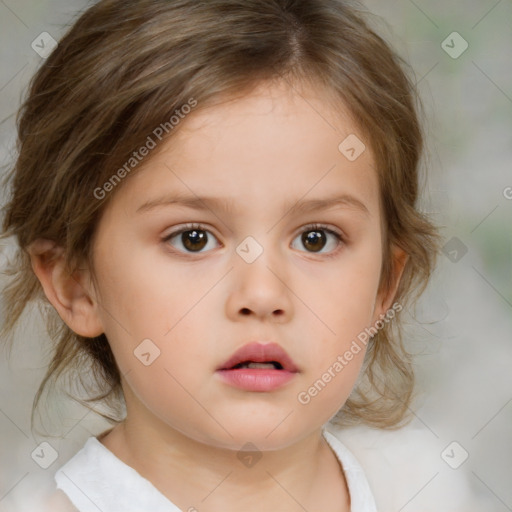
[162,223,346,258]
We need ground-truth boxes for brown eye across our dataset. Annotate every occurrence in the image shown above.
[291,225,343,255]
[181,229,208,252]
[301,230,327,252]
[164,224,219,253]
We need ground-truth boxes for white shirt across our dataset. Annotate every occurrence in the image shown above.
[54,426,377,512]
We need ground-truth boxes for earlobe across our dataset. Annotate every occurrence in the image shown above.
[27,239,104,338]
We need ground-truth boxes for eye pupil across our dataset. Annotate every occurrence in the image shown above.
[302,230,326,252]
[182,230,207,251]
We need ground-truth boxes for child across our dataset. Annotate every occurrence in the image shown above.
[1,1,440,510]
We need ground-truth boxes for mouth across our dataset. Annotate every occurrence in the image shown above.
[217,341,299,372]
[216,342,299,392]
[230,361,284,370]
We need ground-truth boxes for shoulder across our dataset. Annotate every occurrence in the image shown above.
[325,422,480,511]
[41,489,79,512]
[49,436,102,512]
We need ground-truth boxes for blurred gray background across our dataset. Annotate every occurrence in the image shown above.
[0,1,511,511]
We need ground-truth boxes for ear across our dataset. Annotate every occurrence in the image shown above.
[372,245,409,322]
[27,239,104,338]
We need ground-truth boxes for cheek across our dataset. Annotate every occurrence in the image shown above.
[299,238,383,341]
[292,233,381,407]
[93,241,179,326]
[295,347,366,427]
[121,360,224,443]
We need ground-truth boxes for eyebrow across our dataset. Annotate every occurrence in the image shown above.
[136,192,370,217]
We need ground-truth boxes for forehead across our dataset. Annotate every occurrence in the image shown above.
[107,80,380,220]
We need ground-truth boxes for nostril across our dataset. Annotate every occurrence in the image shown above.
[238,308,284,317]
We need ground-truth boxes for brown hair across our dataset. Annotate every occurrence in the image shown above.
[1,0,440,431]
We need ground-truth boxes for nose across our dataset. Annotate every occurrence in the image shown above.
[225,248,294,323]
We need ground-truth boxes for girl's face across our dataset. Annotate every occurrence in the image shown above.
[89,80,402,450]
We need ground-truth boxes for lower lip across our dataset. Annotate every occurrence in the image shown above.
[216,369,297,392]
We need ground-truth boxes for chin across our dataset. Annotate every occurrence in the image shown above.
[186,417,314,453]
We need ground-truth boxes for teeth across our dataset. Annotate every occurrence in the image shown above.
[243,362,278,369]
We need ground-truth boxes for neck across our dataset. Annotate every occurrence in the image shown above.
[99,412,350,512]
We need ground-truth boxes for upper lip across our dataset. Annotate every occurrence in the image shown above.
[217,342,299,372]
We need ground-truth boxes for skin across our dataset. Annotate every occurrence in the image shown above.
[30,79,407,512]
